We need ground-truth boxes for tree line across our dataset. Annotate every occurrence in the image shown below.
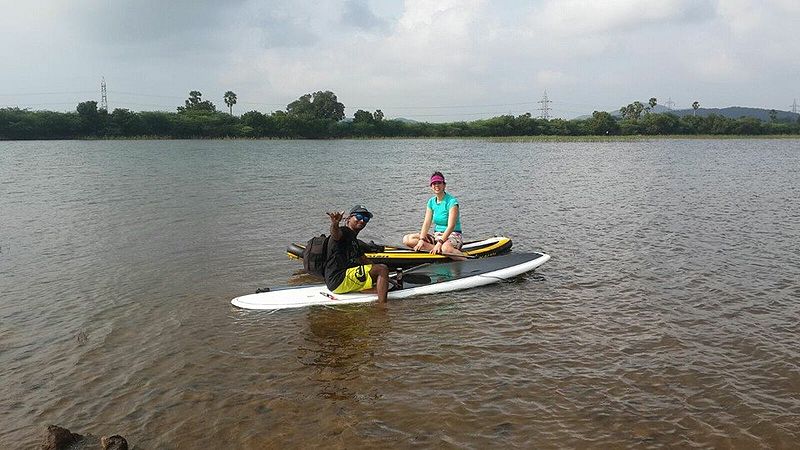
[2,91,799,140]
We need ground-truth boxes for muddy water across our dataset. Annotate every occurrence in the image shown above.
[1,138,798,448]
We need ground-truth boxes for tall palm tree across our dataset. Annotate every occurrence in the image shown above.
[692,101,700,116]
[224,91,237,115]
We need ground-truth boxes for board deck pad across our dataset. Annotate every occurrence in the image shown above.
[231,251,550,310]
[400,252,543,287]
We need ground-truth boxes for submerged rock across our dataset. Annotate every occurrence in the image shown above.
[42,425,81,450]
[101,435,128,450]
[41,425,129,450]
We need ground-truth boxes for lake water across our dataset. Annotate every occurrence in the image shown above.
[1,138,799,448]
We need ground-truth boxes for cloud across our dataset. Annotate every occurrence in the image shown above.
[536,70,574,86]
[250,10,320,49]
[62,0,246,52]
[341,0,388,31]
[532,0,717,36]
[694,51,746,81]
[2,0,799,118]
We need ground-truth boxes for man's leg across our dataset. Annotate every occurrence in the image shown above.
[369,264,389,302]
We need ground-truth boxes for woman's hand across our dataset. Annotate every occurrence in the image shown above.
[413,239,425,251]
[430,241,443,254]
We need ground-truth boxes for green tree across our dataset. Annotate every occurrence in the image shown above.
[286,91,345,121]
[646,97,657,114]
[353,109,374,123]
[374,109,384,122]
[620,101,645,120]
[680,115,703,134]
[512,113,539,135]
[286,93,313,117]
[138,111,173,136]
[109,108,143,136]
[241,110,269,136]
[224,91,237,115]
[588,111,619,135]
[76,101,98,120]
[76,100,100,135]
[733,117,764,134]
[178,90,216,113]
[692,101,700,116]
[769,109,777,122]
[639,112,679,135]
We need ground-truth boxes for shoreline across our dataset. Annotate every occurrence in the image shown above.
[2,134,800,142]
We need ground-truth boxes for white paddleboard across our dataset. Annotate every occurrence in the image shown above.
[231,252,550,310]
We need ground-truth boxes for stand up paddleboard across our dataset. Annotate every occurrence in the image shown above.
[287,236,512,268]
[231,251,550,310]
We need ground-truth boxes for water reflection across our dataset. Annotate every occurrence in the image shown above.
[298,306,391,401]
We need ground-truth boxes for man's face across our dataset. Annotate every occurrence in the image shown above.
[348,213,369,231]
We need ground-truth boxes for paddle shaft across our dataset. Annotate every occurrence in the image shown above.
[390,244,476,259]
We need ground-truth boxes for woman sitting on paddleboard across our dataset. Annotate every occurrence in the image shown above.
[402,171,466,259]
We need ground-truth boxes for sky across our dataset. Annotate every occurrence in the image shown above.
[1,0,799,122]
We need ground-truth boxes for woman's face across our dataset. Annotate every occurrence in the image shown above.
[430,181,445,194]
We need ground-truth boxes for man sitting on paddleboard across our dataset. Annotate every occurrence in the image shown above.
[325,205,390,302]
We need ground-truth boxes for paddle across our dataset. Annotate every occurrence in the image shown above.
[441,252,477,260]
[391,245,477,260]
[389,265,431,289]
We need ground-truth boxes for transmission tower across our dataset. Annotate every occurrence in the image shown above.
[665,97,675,110]
[792,98,798,114]
[100,77,108,111]
[538,90,552,120]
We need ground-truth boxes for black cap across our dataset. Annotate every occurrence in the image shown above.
[349,205,373,218]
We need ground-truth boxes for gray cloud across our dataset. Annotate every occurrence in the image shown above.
[2,0,798,120]
[249,9,320,49]
[70,0,246,49]
[341,0,388,31]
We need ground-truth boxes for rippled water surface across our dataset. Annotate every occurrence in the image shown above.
[1,139,799,448]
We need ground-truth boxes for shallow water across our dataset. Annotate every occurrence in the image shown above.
[1,138,799,448]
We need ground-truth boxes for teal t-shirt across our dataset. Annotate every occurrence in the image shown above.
[427,192,462,233]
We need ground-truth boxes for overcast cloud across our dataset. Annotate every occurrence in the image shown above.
[1,0,798,121]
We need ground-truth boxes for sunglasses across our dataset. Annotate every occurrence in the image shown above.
[352,213,370,223]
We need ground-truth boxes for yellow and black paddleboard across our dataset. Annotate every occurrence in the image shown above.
[287,236,512,269]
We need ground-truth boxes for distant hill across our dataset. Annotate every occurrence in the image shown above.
[392,117,419,124]
[655,106,799,122]
[343,116,418,123]
[576,105,800,122]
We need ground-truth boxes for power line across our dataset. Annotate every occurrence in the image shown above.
[0,102,80,107]
[107,91,536,110]
[380,101,539,109]
[393,109,531,118]
[0,87,615,119]
[791,98,798,114]
[110,91,191,100]
[0,90,96,97]
[0,87,586,116]
[665,97,675,110]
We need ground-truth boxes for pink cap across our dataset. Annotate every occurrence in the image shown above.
[430,174,445,184]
